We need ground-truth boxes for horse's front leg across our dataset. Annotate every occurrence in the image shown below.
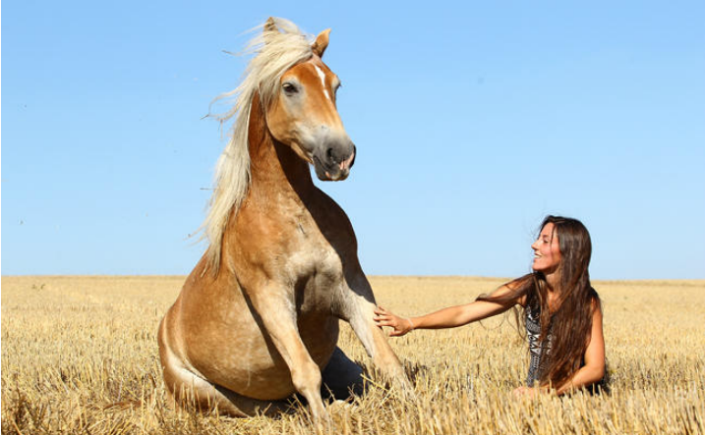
[243,283,329,422]
[335,271,408,387]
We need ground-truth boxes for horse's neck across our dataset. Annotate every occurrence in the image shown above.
[246,95,315,203]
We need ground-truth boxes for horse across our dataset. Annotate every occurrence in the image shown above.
[158,17,407,422]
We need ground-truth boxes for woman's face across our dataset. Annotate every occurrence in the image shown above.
[532,222,562,273]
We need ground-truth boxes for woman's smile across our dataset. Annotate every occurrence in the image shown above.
[531,222,562,273]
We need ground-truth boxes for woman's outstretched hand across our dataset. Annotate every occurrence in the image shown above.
[374,306,414,337]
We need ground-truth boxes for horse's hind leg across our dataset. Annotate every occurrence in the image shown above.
[158,315,289,417]
[161,358,290,417]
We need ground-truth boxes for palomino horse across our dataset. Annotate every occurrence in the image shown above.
[158,18,406,421]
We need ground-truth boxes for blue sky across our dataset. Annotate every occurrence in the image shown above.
[3,1,704,279]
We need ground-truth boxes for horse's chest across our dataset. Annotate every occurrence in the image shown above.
[288,237,343,283]
[239,203,350,301]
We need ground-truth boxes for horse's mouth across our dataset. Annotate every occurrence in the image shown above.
[313,147,355,181]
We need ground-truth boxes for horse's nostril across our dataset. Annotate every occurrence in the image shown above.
[326,148,334,161]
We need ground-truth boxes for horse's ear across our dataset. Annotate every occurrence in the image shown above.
[264,17,278,33]
[263,17,279,43]
[311,29,331,57]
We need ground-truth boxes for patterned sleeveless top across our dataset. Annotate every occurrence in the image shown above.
[525,289,607,391]
[526,304,552,386]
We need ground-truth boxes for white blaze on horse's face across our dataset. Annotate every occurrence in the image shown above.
[266,57,356,181]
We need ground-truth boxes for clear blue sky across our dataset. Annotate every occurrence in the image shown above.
[3,1,704,279]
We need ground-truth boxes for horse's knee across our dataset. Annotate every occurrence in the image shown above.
[290,360,323,394]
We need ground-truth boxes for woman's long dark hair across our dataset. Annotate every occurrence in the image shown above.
[480,216,600,387]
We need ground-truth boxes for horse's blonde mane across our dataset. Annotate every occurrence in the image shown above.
[203,18,314,270]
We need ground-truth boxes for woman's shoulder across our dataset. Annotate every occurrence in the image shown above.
[588,286,602,312]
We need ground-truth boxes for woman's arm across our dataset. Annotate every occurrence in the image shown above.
[374,285,522,337]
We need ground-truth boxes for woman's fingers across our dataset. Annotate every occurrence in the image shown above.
[375,307,408,336]
[390,328,407,337]
[380,319,399,326]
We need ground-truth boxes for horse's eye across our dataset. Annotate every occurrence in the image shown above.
[282,82,299,95]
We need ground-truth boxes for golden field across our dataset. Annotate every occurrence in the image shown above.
[2,275,703,434]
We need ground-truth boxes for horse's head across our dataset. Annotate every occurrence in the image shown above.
[264,22,356,181]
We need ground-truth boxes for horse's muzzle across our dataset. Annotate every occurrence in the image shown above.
[314,144,356,181]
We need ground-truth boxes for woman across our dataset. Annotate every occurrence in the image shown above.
[374,216,606,396]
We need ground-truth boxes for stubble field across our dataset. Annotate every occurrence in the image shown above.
[2,275,704,434]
